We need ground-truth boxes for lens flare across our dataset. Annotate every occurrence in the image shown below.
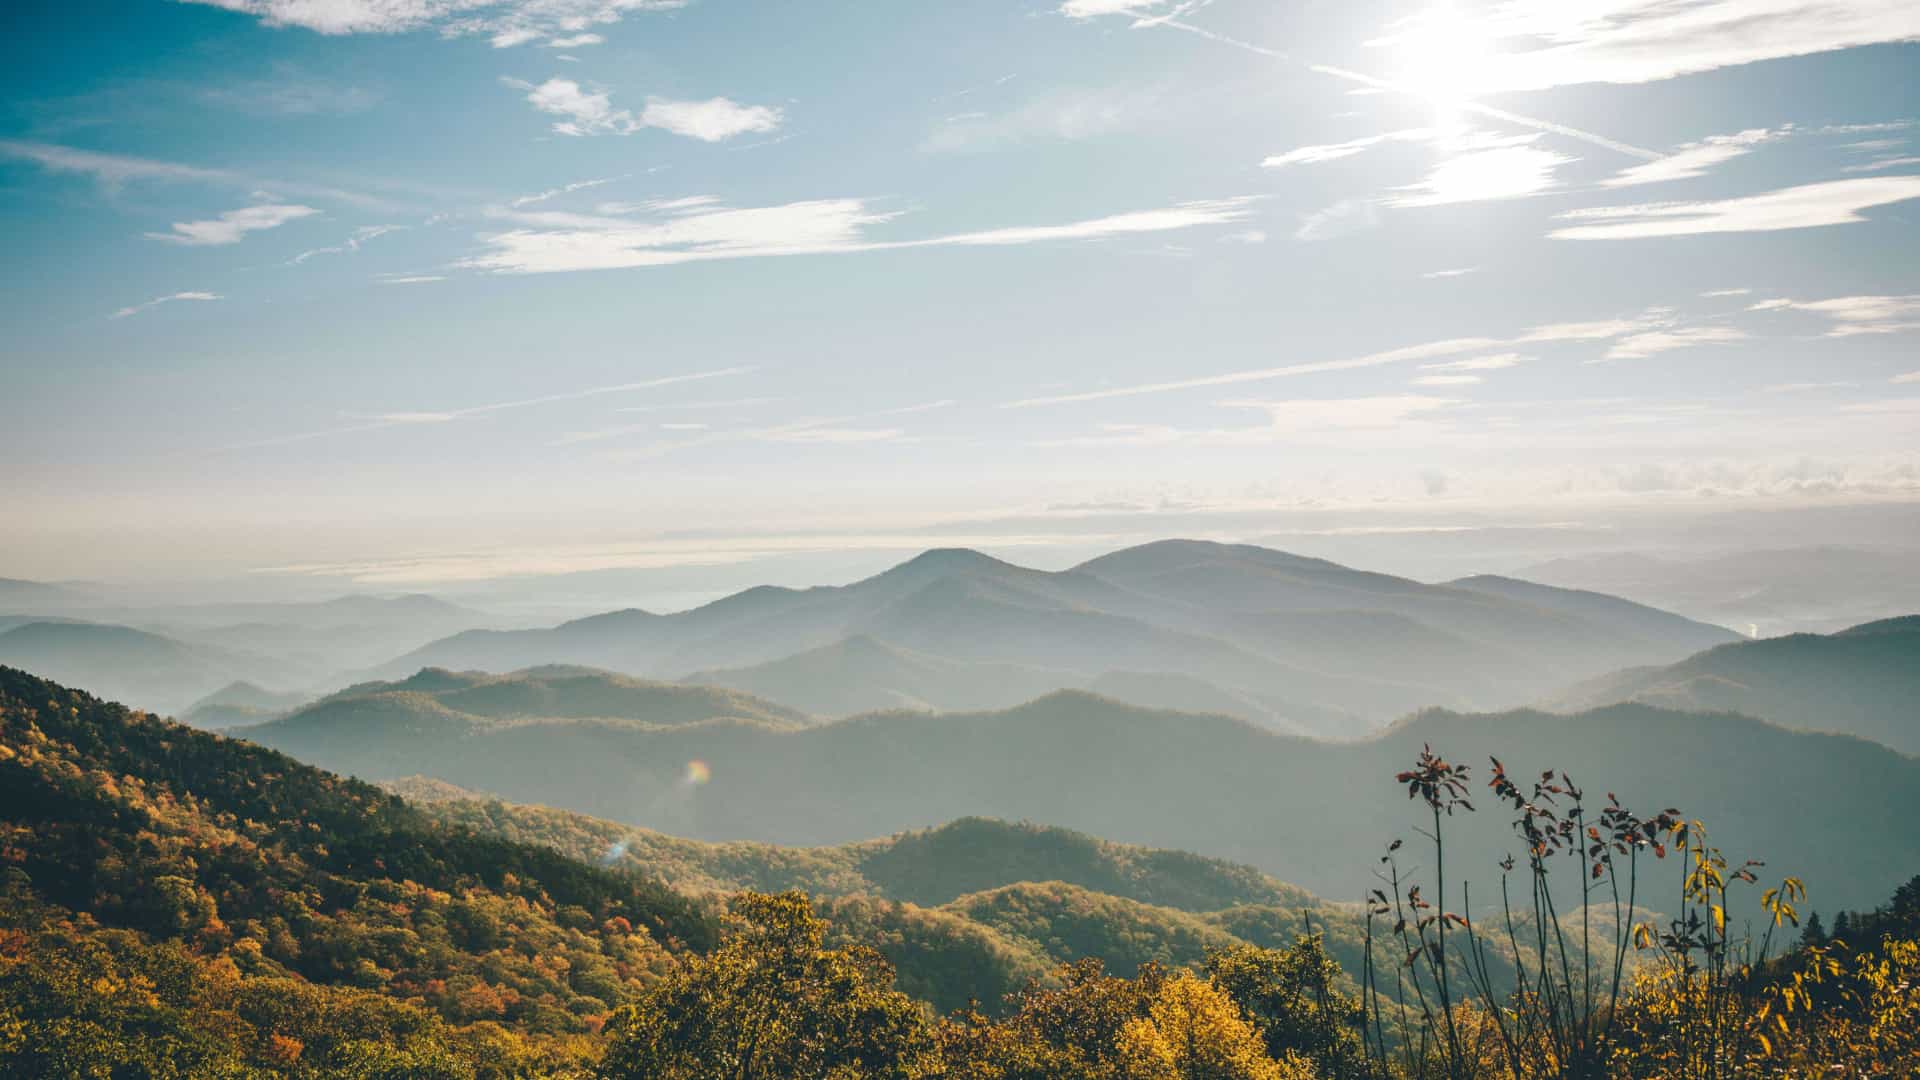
[684,759,712,786]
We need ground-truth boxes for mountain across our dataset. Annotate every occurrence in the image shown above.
[248,687,1920,914]
[0,666,1371,1032]
[0,576,91,611]
[686,634,1079,716]
[686,635,1328,733]
[383,539,1735,733]
[0,664,716,1073]
[1546,615,1920,753]
[179,679,311,729]
[1517,546,1920,636]
[0,619,299,715]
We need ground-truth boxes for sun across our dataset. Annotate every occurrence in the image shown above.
[1384,3,1503,119]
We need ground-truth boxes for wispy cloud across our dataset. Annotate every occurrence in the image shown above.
[1600,326,1747,361]
[290,223,402,263]
[506,78,782,141]
[1261,127,1434,167]
[1600,128,1779,187]
[378,274,446,284]
[462,195,1260,274]
[1843,155,1920,173]
[510,176,619,207]
[1005,314,1666,407]
[1294,198,1378,241]
[1035,395,1460,447]
[1412,374,1482,386]
[923,86,1154,153]
[0,140,398,210]
[1387,132,1574,207]
[1762,381,1857,393]
[147,203,318,245]
[1894,371,1920,384]
[1701,288,1752,297]
[1422,267,1478,279]
[110,291,221,319]
[1365,1,1920,92]
[603,400,957,459]
[1422,352,1528,372]
[218,367,753,450]
[1550,177,1920,239]
[182,0,687,47]
[1749,295,1920,336]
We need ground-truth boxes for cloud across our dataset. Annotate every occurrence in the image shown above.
[183,0,687,46]
[1750,294,1920,336]
[1364,1,1920,93]
[1005,312,1670,407]
[545,33,603,47]
[290,223,402,263]
[1422,267,1477,279]
[1895,371,1920,384]
[510,176,619,207]
[639,97,783,142]
[923,87,1153,153]
[1387,133,1574,207]
[1422,352,1529,372]
[1218,229,1266,244]
[462,195,1259,274]
[1037,395,1460,447]
[1600,128,1779,187]
[1701,288,1752,297]
[378,274,446,284]
[509,77,629,134]
[1261,128,1434,168]
[507,79,781,140]
[1550,177,1920,239]
[1413,374,1483,386]
[1762,381,1857,392]
[146,203,319,245]
[1844,156,1920,173]
[604,400,956,459]
[1600,326,1747,361]
[0,140,396,210]
[110,291,221,319]
[1294,198,1378,241]
[217,366,753,451]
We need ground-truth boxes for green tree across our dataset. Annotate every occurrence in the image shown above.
[1203,938,1363,1078]
[597,891,937,1079]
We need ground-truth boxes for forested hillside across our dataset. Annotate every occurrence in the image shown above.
[1546,615,1920,752]
[0,665,714,1075]
[258,687,1920,913]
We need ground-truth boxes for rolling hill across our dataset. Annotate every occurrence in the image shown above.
[380,539,1737,733]
[1546,615,1920,753]
[247,686,1920,913]
[0,619,301,715]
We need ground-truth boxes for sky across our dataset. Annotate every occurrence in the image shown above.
[3,0,1919,603]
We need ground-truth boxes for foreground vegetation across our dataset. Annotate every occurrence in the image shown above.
[2,665,1915,1077]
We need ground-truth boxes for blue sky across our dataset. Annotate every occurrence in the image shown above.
[3,0,1919,598]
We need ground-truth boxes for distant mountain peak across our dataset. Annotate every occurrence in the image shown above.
[886,547,1015,575]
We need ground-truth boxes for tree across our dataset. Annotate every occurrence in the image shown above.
[1117,970,1312,1080]
[1203,939,1363,1078]
[1797,912,1827,949]
[597,891,937,1079]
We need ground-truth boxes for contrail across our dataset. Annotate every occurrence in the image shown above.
[1155,18,1664,162]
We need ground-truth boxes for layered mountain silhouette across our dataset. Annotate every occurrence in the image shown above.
[382,540,1736,732]
[0,619,298,716]
[1518,546,1920,636]
[243,683,1920,913]
[1547,615,1920,753]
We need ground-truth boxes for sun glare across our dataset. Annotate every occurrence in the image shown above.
[1388,3,1502,120]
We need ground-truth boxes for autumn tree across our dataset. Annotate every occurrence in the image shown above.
[597,891,938,1079]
